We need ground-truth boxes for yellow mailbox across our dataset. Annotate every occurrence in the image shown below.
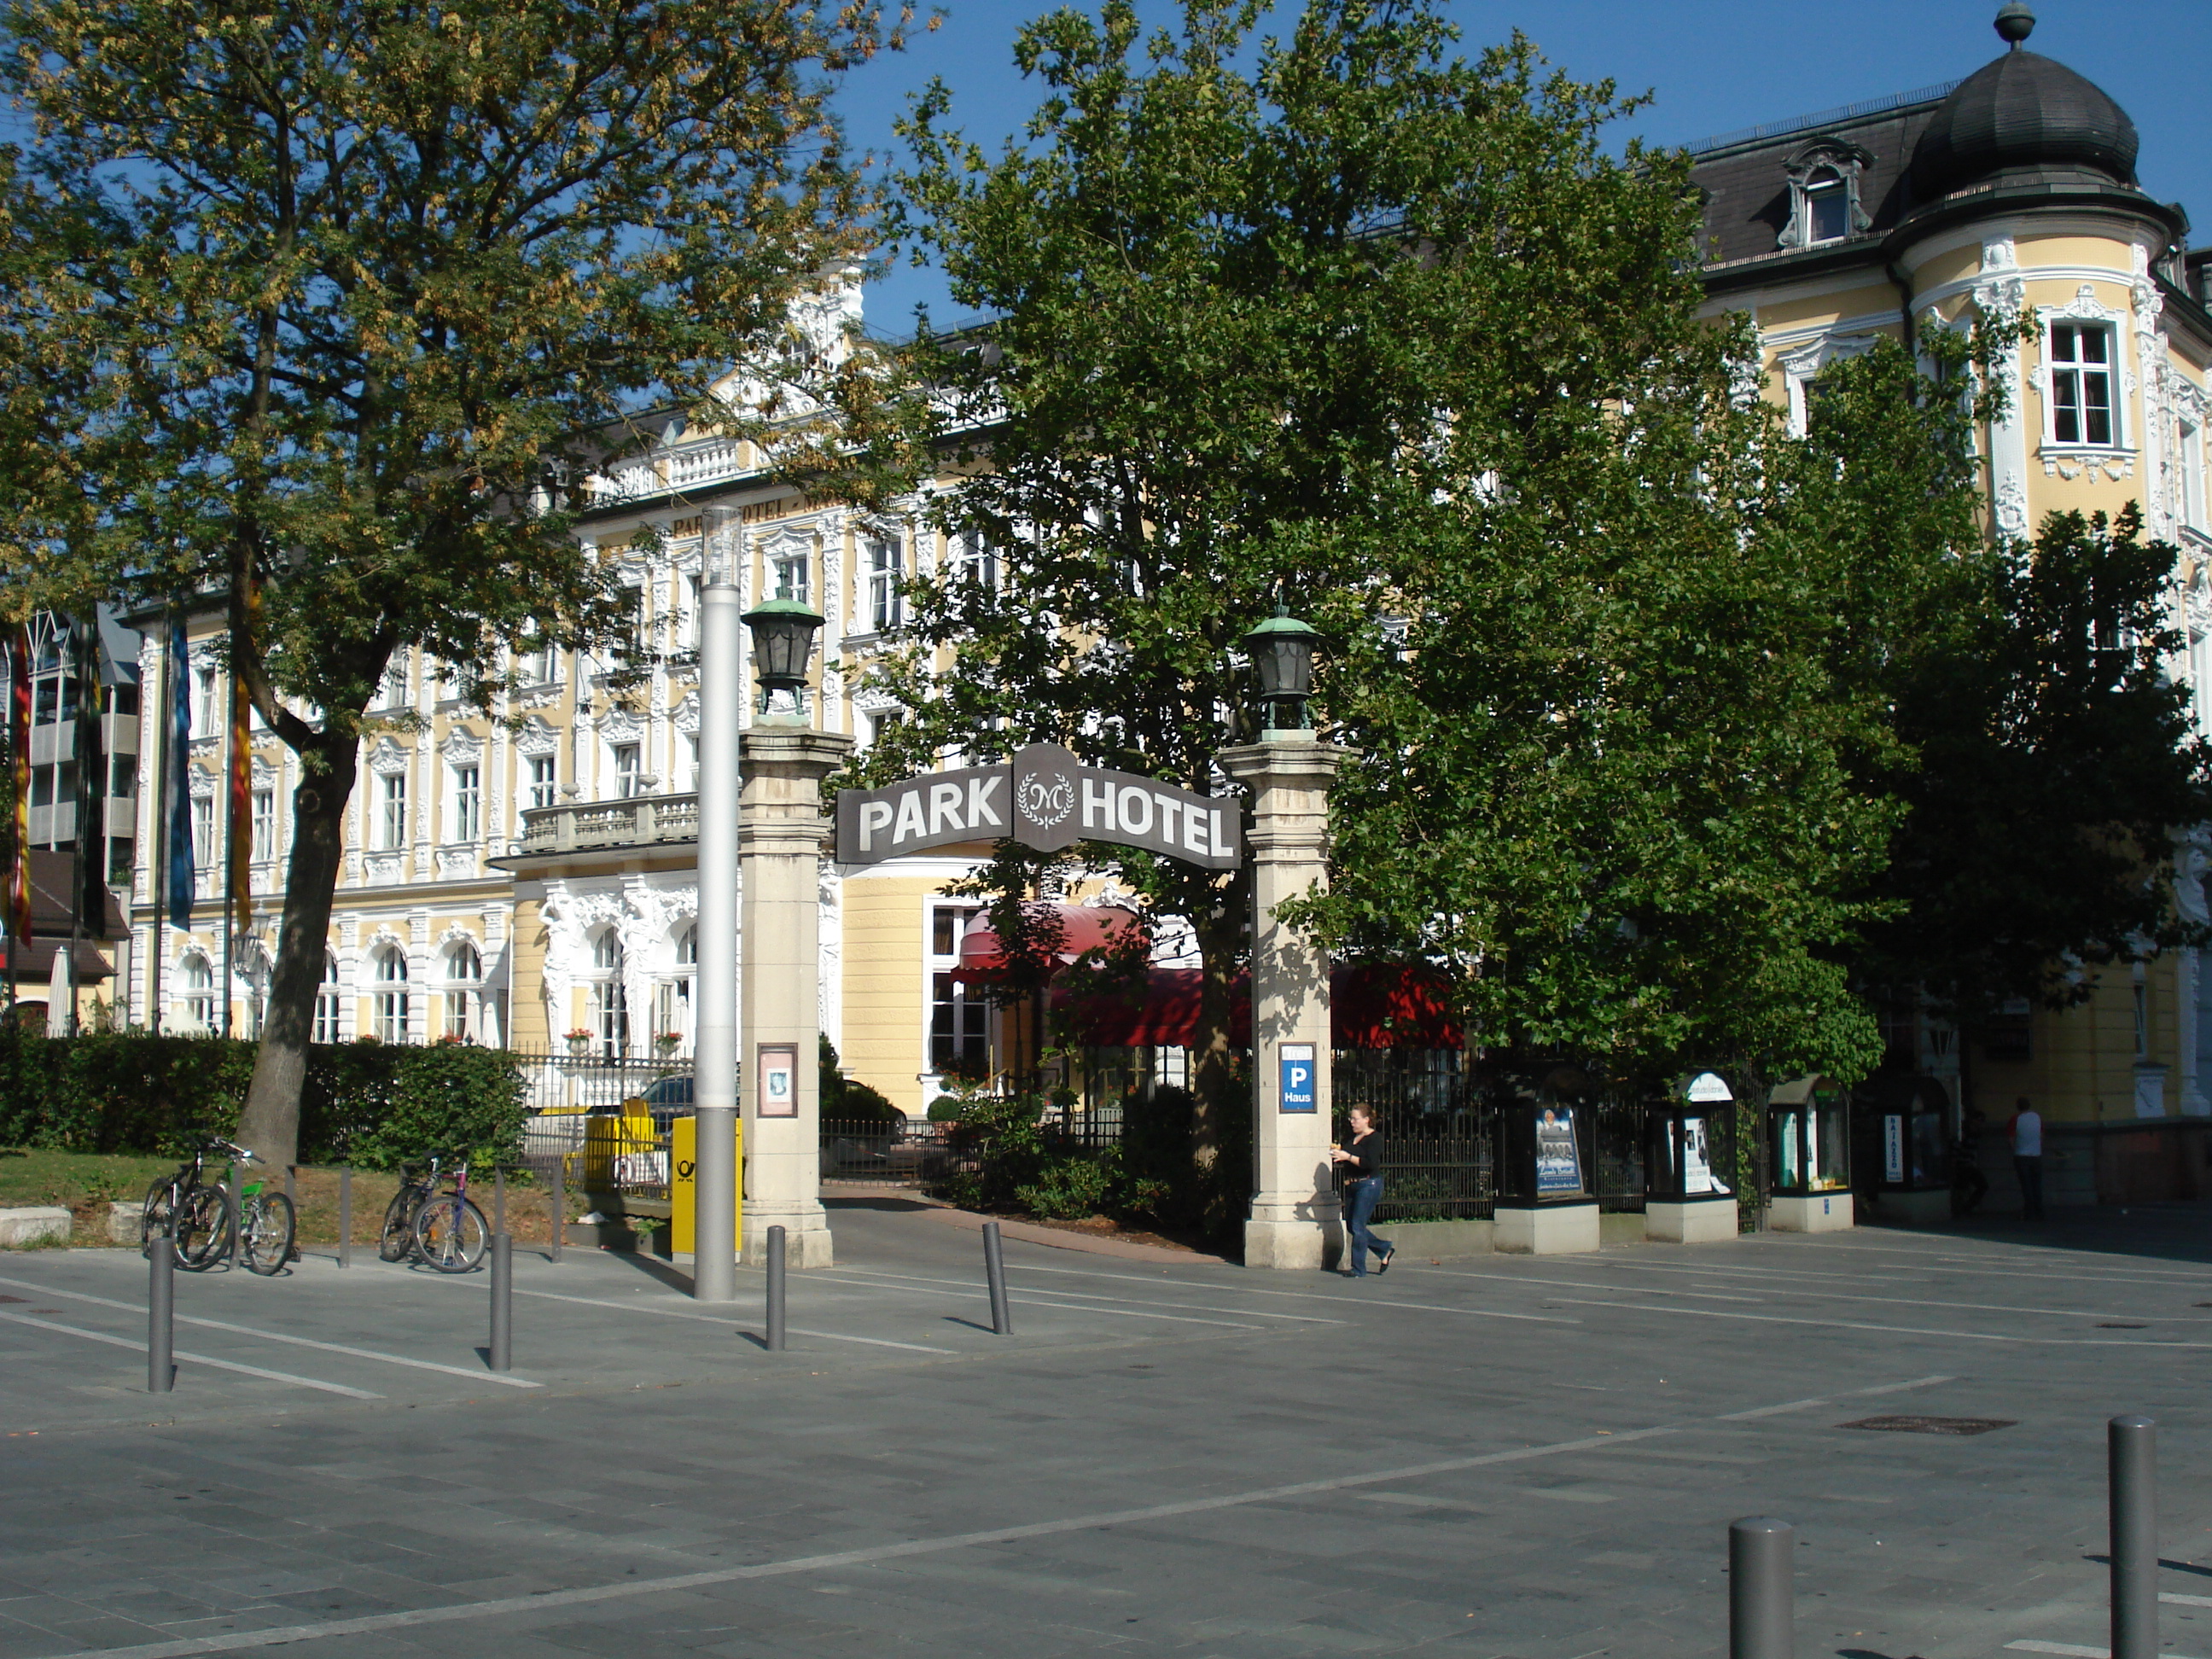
[670,1115,741,1257]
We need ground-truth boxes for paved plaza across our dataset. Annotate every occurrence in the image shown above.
[1,1197,2210,1658]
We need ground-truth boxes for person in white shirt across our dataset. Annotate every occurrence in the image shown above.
[2009,1097,2044,1220]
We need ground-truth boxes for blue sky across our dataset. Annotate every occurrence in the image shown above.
[835,0,2212,334]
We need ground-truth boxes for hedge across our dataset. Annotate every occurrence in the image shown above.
[0,1031,529,1170]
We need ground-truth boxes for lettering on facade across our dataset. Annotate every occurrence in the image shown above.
[835,742,1242,870]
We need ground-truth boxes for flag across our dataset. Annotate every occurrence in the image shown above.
[227,643,250,935]
[164,613,194,930]
[4,626,28,946]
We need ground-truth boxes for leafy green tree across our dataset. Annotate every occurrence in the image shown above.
[869,0,1926,1146]
[866,0,1806,1171]
[1775,338,2212,1022]
[0,0,904,1162]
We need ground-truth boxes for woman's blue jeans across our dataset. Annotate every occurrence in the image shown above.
[1343,1177,1392,1275]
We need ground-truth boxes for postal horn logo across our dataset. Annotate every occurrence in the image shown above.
[1016,765,1074,830]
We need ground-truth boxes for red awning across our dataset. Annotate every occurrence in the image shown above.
[1054,962,1461,1051]
[952,904,1145,983]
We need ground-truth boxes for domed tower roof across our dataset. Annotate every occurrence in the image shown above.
[1912,6,2139,198]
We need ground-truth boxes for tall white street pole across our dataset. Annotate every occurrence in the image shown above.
[692,506,744,1301]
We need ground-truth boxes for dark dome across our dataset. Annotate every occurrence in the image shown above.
[1912,48,2139,197]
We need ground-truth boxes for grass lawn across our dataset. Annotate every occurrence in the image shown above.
[0,1149,576,1250]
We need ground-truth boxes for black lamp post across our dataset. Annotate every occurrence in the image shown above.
[1243,605,1320,731]
[742,597,824,718]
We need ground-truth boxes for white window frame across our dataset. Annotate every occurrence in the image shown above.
[250,789,274,862]
[924,902,989,1081]
[314,952,344,1044]
[181,954,216,1033]
[527,754,557,810]
[2048,320,2120,448]
[190,795,215,870]
[954,530,998,591]
[373,946,410,1043]
[612,743,642,800]
[866,538,903,632]
[2179,416,2205,533]
[442,940,481,1043]
[379,771,408,849]
[451,763,481,843]
[771,549,812,606]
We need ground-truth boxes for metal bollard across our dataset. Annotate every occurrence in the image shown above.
[550,1158,565,1263]
[983,1220,1012,1336]
[488,1233,513,1373]
[337,1167,352,1269]
[1729,1516,1794,1659]
[2110,1415,2158,1659]
[765,1225,787,1351]
[494,1168,506,1235]
[148,1231,174,1394]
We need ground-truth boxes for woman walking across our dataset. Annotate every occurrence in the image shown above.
[1331,1104,1395,1277]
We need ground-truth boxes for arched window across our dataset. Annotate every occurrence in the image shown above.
[373,946,410,1043]
[654,923,698,1057]
[314,952,343,1045]
[180,954,216,1033]
[442,939,482,1043]
[1779,143,1868,251]
[586,927,628,1057]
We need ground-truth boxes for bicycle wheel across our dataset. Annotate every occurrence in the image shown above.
[139,1179,177,1251]
[413,1194,487,1273]
[378,1186,420,1261]
[174,1185,231,1271]
[241,1192,296,1276]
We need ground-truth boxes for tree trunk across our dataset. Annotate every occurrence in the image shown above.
[233,738,358,1167]
[1188,894,1246,1170]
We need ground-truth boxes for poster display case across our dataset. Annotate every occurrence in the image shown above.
[1767,1074,1854,1232]
[1851,1074,1953,1225]
[1644,1071,1739,1243]
[1494,1067,1600,1255]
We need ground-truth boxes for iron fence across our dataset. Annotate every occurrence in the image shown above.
[819,1119,958,1186]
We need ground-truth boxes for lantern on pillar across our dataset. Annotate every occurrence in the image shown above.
[742,598,824,719]
[1243,606,1320,731]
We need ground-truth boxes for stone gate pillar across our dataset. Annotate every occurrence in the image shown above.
[739,723,853,1269]
[1219,732,1350,1271]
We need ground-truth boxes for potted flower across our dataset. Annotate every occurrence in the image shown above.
[563,1027,593,1057]
[654,1030,684,1057]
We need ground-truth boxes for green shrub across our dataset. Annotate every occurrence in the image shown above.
[0,1030,527,1169]
[1016,1150,1119,1220]
[926,1094,966,1123]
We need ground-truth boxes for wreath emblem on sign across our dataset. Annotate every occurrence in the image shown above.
[1016,766,1074,829]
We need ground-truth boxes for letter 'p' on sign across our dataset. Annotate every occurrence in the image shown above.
[1278,1043,1316,1114]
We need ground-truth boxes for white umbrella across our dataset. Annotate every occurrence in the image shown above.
[45,940,73,1038]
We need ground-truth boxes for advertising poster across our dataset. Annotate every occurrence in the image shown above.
[1534,1106,1583,1195]
[1278,1043,1316,1113]
[1883,1114,1905,1183]
[1681,1115,1727,1196]
[758,1043,799,1118]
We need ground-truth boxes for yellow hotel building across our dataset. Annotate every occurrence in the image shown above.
[119,5,2212,1202]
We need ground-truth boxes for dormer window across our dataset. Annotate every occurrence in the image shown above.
[1805,169,1848,242]
[1779,141,1871,250]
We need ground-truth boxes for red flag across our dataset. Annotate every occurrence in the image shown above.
[5,627,29,946]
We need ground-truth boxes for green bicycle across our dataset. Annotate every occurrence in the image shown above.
[140,1137,295,1275]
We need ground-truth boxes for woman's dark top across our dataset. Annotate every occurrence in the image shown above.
[1342,1130,1382,1180]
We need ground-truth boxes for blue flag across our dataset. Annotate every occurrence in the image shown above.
[165,614,194,929]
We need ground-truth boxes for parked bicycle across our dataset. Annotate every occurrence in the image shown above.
[139,1137,295,1275]
[378,1156,489,1273]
